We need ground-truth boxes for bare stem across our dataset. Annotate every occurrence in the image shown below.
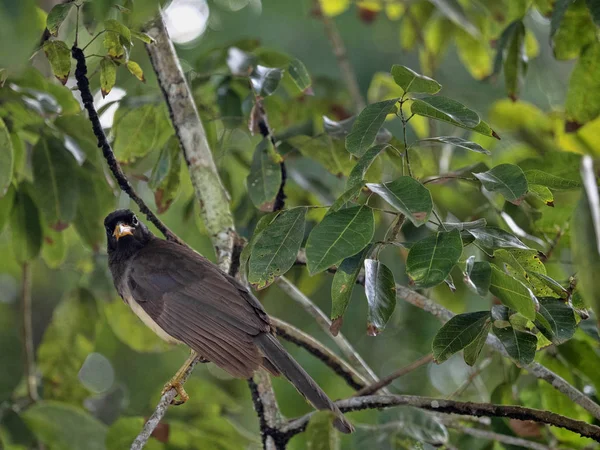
[21,263,38,403]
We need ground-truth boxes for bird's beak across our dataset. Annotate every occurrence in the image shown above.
[113,223,134,240]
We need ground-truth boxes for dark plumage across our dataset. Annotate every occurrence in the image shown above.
[104,209,353,434]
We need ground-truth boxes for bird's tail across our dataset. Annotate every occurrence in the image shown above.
[254,332,354,434]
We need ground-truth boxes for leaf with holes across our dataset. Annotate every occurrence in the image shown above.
[464,257,491,297]
[432,311,490,363]
[288,58,311,92]
[43,40,71,84]
[306,205,374,275]
[406,230,462,288]
[247,139,282,211]
[493,325,537,365]
[46,3,73,36]
[473,164,528,203]
[467,227,529,250]
[250,66,283,97]
[365,259,396,336]
[346,144,389,190]
[390,65,441,94]
[415,136,490,155]
[489,265,537,321]
[366,176,432,227]
[249,207,307,289]
[535,298,576,345]
[346,99,399,157]
[100,59,117,98]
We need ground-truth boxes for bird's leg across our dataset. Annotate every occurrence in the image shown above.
[162,349,204,405]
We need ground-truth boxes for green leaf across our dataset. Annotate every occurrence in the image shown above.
[415,136,490,155]
[528,184,554,206]
[346,99,399,157]
[346,144,389,190]
[0,117,13,197]
[246,138,282,211]
[149,136,181,214]
[288,58,311,92]
[473,164,528,203]
[390,64,441,94]
[565,42,600,129]
[0,184,15,233]
[250,65,283,96]
[587,0,600,25]
[535,298,576,345]
[494,249,555,297]
[524,170,581,190]
[103,30,125,59]
[305,205,374,275]
[489,265,537,320]
[248,207,306,289]
[131,30,155,44]
[99,59,117,98]
[366,176,433,227]
[46,3,73,36]
[463,318,492,366]
[552,0,597,60]
[239,212,280,280]
[411,95,480,128]
[32,136,80,229]
[323,115,392,144]
[492,325,537,365]
[364,259,396,335]
[551,0,574,37]
[464,257,491,297]
[467,226,529,250]
[104,19,132,48]
[113,104,173,163]
[41,226,66,269]
[43,40,71,85]
[10,185,42,262]
[432,311,490,363]
[306,411,339,450]
[455,29,492,80]
[503,21,527,100]
[330,248,369,329]
[288,135,354,177]
[406,230,462,288]
[22,402,106,450]
[126,61,145,82]
[329,184,362,213]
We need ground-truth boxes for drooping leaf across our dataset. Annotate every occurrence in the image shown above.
[473,164,528,203]
[99,59,117,98]
[503,21,527,100]
[467,226,529,250]
[346,99,399,157]
[248,207,306,289]
[43,40,71,84]
[306,411,339,450]
[565,42,600,130]
[288,135,354,176]
[390,64,441,94]
[411,95,480,128]
[406,230,462,288]
[305,205,374,275]
[464,257,491,297]
[46,3,73,36]
[432,311,490,363]
[463,318,492,366]
[246,138,282,211]
[415,136,490,155]
[149,136,181,214]
[535,298,576,345]
[330,248,369,332]
[32,135,80,229]
[493,325,537,365]
[364,259,396,335]
[288,58,311,92]
[489,265,537,321]
[250,65,283,96]
[346,144,388,190]
[131,30,155,44]
[367,176,433,227]
[0,117,13,197]
[126,61,145,82]
[524,170,581,190]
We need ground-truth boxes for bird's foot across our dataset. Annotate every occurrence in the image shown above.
[162,378,189,406]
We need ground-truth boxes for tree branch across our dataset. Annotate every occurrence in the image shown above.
[281,395,600,442]
[71,46,182,245]
[248,370,285,450]
[450,425,551,450]
[271,317,369,390]
[145,13,236,271]
[20,263,38,403]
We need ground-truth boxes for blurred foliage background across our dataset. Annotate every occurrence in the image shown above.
[1,0,600,449]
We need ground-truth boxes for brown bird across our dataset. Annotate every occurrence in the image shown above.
[104,209,353,434]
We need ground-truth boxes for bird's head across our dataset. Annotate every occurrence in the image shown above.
[104,209,151,256]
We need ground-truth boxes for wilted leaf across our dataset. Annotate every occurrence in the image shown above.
[46,3,73,36]
[346,99,399,157]
[100,59,117,98]
[473,164,528,203]
[249,207,306,289]
[250,65,283,96]
[246,138,282,211]
[43,40,71,84]
[126,61,145,82]
[367,176,433,226]
[489,265,537,321]
[364,259,396,335]
[288,58,311,92]
[493,325,537,365]
[406,230,462,288]
[535,298,576,345]
[390,65,441,94]
[306,205,374,274]
[415,136,490,154]
[432,311,490,363]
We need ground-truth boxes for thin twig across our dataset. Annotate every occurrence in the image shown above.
[271,317,369,390]
[447,357,492,400]
[21,263,38,403]
[452,426,551,450]
[353,354,433,397]
[281,394,600,442]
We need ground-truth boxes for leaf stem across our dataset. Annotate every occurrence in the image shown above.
[398,96,413,178]
[81,30,106,52]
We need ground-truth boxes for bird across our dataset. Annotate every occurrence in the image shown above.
[104,209,354,434]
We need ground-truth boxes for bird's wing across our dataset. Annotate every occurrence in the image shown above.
[127,239,271,378]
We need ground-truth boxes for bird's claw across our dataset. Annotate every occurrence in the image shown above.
[162,379,189,406]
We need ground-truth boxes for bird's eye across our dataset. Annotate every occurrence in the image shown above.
[132,216,139,226]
